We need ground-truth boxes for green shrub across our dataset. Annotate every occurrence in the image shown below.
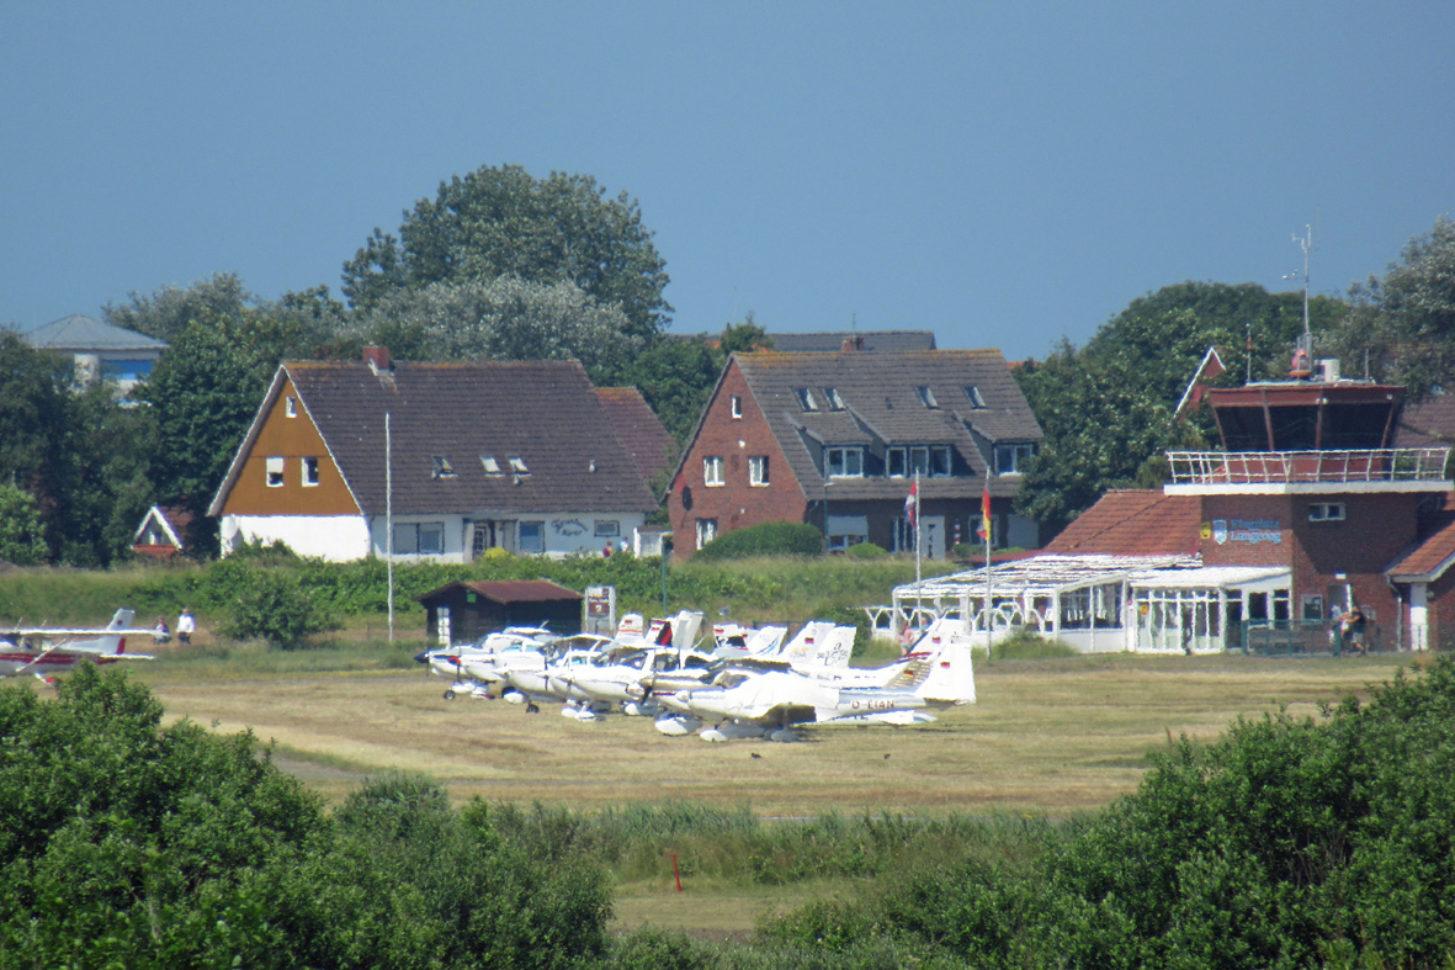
[692,522,824,561]
[217,568,340,650]
[844,542,887,559]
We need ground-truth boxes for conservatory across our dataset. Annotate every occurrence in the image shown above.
[873,555,1290,654]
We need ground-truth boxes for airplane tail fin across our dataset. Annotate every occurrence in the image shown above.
[104,608,136,655]
[912,621,976,705]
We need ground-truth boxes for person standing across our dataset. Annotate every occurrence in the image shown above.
[177,607,195,645]
[1346,604,1367,655]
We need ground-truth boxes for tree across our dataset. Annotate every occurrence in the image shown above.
[0,483,47,565]
[217,567,340,650]
[352,276,643,387]
[1014,282,1344,539]
[1327,215,1455,400]
[341,164,671,340]
[623,334,723,445]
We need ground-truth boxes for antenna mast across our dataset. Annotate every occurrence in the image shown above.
[1295,225,1312,350]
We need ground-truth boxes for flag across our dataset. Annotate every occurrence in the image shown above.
[904,480,917,529]
[979,484,991,540]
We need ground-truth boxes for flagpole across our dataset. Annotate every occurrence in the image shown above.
[914,471,922,589]
[983,466,992,651]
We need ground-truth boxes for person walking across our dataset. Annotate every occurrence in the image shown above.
[177,607,196,646]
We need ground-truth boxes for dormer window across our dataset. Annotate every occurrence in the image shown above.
[796,388,820,411]
[917,386,939,408]
[480,455,503,477]
[994,442,1037,474]
[964,385,987,408]
[431,456,456,479]
[508,456,530,477]
[823,387,845,410]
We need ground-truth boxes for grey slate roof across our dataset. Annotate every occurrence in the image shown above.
[767,330,937,353]
[25,314,168,353]
[214,359,658,517]
[730,349,1041,502]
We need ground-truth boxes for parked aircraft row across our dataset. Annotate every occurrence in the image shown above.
[0,608,156,682]
[415,612,975,742]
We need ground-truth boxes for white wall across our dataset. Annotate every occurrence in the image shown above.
[221,514,373,562]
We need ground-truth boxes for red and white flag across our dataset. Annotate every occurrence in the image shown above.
[904,480,917,529]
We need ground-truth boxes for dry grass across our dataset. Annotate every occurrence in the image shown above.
[127,649,1422,818]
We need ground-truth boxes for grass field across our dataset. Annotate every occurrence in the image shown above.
[111,642,1423,936]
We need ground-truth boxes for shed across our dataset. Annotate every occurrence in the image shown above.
[415,580,583,645]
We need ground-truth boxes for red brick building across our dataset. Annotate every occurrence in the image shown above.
[666,348,1043,559]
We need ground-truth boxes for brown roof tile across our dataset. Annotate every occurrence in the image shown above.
[1042,490,1203,556]
[595,387,675,485]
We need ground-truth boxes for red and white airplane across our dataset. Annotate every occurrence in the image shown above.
[0,608,156,682]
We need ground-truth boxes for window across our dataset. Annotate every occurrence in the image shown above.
[1301,595,1325,622]
[508,456,530,477]
[909,446,929,476]
[266,456,284,487]
[302,456,320,486]
[749,456,770,486]
[703,455,725,486]
[917,385,939,408]
[594,519,620,537]
[431,456,456,479]
[393,522,445,556]
[826,514,868,552]
[994,442,1037,474]
[930,445,951,477]
[480,455,503,477]
[887,447,907,478]
[730,395,742,419]
[964,386,987,408]
[825,447,863,478]
[823,387,845,410]
[795,387,819,411]
[695,518,718,550]
[518,521,544,554]
[285,395,297,417]
[1309,502,1346,522]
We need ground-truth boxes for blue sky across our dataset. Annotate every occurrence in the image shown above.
[3,2,1452,362]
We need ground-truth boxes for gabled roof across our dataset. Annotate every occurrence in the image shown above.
[25,315,168,353]
[768,330,937,353]
[415,580,583,605]
[211,359,657,517]
[709,349,1041,502]
[131,505,194,549]
[1042,489,1203,556]
[595,387,675,486]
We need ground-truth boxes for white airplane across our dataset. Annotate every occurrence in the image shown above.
[415,625,558,699]
[654,619,975,742]
[0,608,156,682]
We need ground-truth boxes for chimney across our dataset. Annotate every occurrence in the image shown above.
[841,335,865,353]
[362,344,392,374]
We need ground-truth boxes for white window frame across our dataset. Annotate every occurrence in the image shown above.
[749,455,770,486]
[1308,502,1346,522]
[695,518,718,550]
[392,521,445,556]
[594,519,620,537]
[823,387,845,410]
[796,388,820,412]
[481,455,503,477]
[917,385,939,408]
[703,455,725,486]
[266,456,284,487]
[301,456,320,487]
[887,447,907,478]
[994,442,1037,475]
[964,385,987,408]
[285,395,297,417]
[730,395,743,419]
[825,447,864,478]
[508,456,530,477]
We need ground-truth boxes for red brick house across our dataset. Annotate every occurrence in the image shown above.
[665,348,1043,559]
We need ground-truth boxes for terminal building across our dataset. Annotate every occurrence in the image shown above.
[887,364,1454,654]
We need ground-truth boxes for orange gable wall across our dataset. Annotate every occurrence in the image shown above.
[219,375,359,516]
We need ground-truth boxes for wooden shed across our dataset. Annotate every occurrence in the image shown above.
[415,580,583,645]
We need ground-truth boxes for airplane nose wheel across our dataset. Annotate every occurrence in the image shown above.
[443,689,456,700]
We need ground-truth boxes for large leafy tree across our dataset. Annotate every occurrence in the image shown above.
[1326,215,1455,400]
[353,276,643,387]
[0,483,47,565]
[341,164,671,340]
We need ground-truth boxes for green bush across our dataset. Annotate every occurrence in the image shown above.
[217,567,340,650]
[844,542,887,559]
[691,521,824,561]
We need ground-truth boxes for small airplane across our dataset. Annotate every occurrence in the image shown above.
[654,618,976,742]
[0,608,157,682]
